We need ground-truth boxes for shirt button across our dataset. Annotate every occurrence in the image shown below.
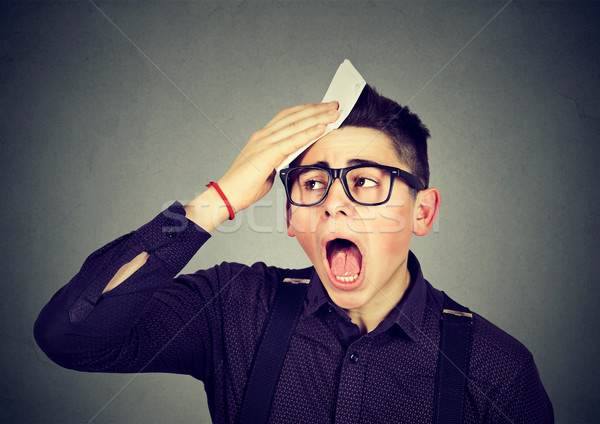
[166,231,176,238]
[349,353,359,364]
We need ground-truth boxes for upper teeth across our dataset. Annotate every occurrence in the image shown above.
[335,274,359,282]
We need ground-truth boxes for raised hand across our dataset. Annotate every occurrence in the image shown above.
[185,101,339,232]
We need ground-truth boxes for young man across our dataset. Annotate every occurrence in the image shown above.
[34,85,553,423]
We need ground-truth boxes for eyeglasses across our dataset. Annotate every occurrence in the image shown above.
[279,164,425,207]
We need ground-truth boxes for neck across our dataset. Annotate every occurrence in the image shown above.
[344,266,412,335]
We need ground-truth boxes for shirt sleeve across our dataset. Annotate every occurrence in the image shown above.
[33,201,216,379]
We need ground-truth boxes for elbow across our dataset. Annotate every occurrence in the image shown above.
[33,306,72,369]
[34,303,123,372]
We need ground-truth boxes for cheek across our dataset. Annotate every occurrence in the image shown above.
[370,202,413,236]
[290,210,321,260]
[379,231,410,256]
[295,232,321,265]
[365,206,413,259]
[289,207,320,235]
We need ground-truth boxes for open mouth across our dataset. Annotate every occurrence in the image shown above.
[325,238,363,284]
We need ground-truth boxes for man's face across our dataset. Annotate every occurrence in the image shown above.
[287,126,418,312]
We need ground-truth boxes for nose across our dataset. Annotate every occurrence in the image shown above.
[323,177,353,217]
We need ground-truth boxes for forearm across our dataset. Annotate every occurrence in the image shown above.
[99,187,227,296]
[183,186,231,234]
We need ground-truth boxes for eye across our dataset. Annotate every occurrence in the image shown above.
[295,168,329,191]
[355,177,378,188]
[304,180,326,190]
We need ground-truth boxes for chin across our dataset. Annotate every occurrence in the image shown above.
[316,268,372,310]
[329,293,369,311]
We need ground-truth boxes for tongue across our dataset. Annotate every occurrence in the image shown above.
[328,241,361,277]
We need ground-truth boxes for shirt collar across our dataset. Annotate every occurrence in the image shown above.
[305,269,331,315]
[390,250,427,340]
[305,250,427,341]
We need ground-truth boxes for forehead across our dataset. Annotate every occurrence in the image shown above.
[299,126,403,168]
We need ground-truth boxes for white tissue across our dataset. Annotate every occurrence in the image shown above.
[276,59,366,172]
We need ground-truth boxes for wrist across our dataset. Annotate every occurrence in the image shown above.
[184,187,231,233]
[206,181,235,220]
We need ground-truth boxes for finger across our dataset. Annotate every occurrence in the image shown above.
[264,101,338,131]
[262,108,339,146]
[263,104,339,141]
[264,103,317,128]
[274,122,328,158]
[266,101,338,133]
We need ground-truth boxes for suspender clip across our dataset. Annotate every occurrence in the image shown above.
[442,309,473,320]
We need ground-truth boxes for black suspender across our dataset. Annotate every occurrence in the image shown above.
[433,293,473,424]
[237,269,311,424]
[238,271,473,424]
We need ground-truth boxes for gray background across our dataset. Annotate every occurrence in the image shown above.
[1,1,599,423]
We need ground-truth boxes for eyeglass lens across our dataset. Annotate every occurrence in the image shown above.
[287,167,392,205]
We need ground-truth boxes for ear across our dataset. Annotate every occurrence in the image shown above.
[286,201,296,237]
[412,188,440,236]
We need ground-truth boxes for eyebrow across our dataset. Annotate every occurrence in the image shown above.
[347,158,383,167]
[304,159,384,168]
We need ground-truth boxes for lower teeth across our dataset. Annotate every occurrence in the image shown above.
[335,274,359,283]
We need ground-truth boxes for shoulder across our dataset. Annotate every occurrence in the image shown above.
[467,311,554,421]
[422,280,532,364]
[467,308,538,398]
[470,311,533,370]
[424,279,534,381]
[421,279,553,420]
[424,279,533,371]
[173,261,298,308]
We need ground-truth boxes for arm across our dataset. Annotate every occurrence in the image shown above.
[101,186,229,295]
[103,101,341,295]
[34,102,340,377]
[33,202,213,375]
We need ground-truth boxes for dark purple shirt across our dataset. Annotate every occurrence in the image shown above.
[34,202,553,423]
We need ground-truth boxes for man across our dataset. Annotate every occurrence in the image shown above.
[34,84,553,423]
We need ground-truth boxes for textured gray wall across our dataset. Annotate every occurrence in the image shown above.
[1,1,599,423]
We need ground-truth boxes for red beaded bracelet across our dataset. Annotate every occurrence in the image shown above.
[206,182,235,220]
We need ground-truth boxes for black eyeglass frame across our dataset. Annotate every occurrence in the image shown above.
[279,164,425,207]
